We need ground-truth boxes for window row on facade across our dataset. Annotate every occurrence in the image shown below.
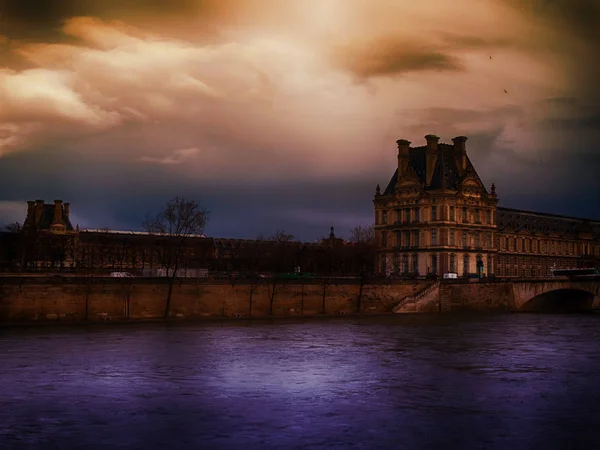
[379,229,495,249]
[377,205,494,226]
[380,252,492,277]
[499,236,600,257]
[495,254,581,278]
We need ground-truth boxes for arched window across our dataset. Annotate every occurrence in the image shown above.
[463,254,470,276]
[476,254,484,277]
[450,254,456,273]
[430,254,437,274]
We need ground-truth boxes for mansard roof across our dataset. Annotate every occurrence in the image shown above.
[36,204,74,232]
[497,207,600,238]
[382,144,485,195]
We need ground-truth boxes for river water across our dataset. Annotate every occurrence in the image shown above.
[1,314,600,450]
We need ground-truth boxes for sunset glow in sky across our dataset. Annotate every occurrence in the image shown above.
[1,0,599,239]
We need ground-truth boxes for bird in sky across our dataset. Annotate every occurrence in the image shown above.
[504,89,508,94]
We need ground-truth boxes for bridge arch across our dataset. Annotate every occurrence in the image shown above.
[519,288,600,313]
[512,280,600,312]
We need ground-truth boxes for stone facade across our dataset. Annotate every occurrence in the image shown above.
[495,208,600,277]
[374,135,498,277]
[374,135,600,278]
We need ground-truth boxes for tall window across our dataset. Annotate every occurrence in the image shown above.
[431,229,438,246]
[476,255,483,276]
[414,208,420,222]
[395,231,401,248]
[462,231,467,247]
[430,254,437,274]
[402,254,409,274]
[381,231,388,247]
[450,206,455,221]
[431,206,437,221]
[404,231,411,247]
[463,254,470,275]
[450,229,455,246]
[450,254,456,273]
[475,209,480,222]
[396,209,401,223]
[404,209,411,223]
[486,232,492,248]
[486,210,492,224]
[412,254,419,275]
[474,232,480,248]
[382,211,388,224]
[462,207,468,222]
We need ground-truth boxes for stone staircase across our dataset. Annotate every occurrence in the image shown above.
[393,281,441,313]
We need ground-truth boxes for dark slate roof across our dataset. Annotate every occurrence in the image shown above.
[38,205,74,231]
[383,144,483,194]
[497,207,600,236]
[429,145,460,190]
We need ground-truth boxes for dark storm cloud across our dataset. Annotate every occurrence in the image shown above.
[500,1,600,104]
[395,105,533,163]
[334,36,463,79]
[435,33,512,50]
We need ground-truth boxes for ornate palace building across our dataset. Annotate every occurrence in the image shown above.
[374,135,600,278]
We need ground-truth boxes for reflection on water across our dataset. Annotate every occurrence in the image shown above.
[1,314,600,449]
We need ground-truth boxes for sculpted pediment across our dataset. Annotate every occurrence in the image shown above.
[398,177,420,187]
[462,176,481,188]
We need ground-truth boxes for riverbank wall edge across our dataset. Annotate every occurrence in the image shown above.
[0,277,440,323]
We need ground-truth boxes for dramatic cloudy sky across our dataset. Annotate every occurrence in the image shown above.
[0,0,599,240]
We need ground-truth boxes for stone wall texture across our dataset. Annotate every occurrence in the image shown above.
[0,278,432,323]
[1,277,597,323]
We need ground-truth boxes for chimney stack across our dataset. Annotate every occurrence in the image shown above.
[53,200,63,225]
[452,136,468,173]
[64,202,70,220]
[26,201,35,227]
[396,139,411,185]
[425,134,439,186]
[34,200,45,228]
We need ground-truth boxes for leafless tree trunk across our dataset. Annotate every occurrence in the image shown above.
[248,276,260,317]
[121,277,134,319]
[268,276,280,316]
[300,280,305,315]
[321,275,332,314]
[143,197,208,319]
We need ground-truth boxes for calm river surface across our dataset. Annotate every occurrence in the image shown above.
[1,314,600,450]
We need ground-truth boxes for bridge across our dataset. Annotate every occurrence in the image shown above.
[393,278,600,313]
[511,279,600,312]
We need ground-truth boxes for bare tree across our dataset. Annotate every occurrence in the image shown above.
[349,224,374,245]
[120,277,134,320]
[143,197,208,318]
[269,230,295,242]
[244,238,266,317]
[348,224,376,312]
[4,222,22,233]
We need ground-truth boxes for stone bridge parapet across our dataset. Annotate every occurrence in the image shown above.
[511,279,600,311]
[392,278,600,313]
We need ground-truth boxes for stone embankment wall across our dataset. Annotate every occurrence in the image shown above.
[0,277,433,323]
[393,282,515,314]
[393,279,600,313]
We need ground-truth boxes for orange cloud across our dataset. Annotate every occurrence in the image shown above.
[0,3,585,186]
